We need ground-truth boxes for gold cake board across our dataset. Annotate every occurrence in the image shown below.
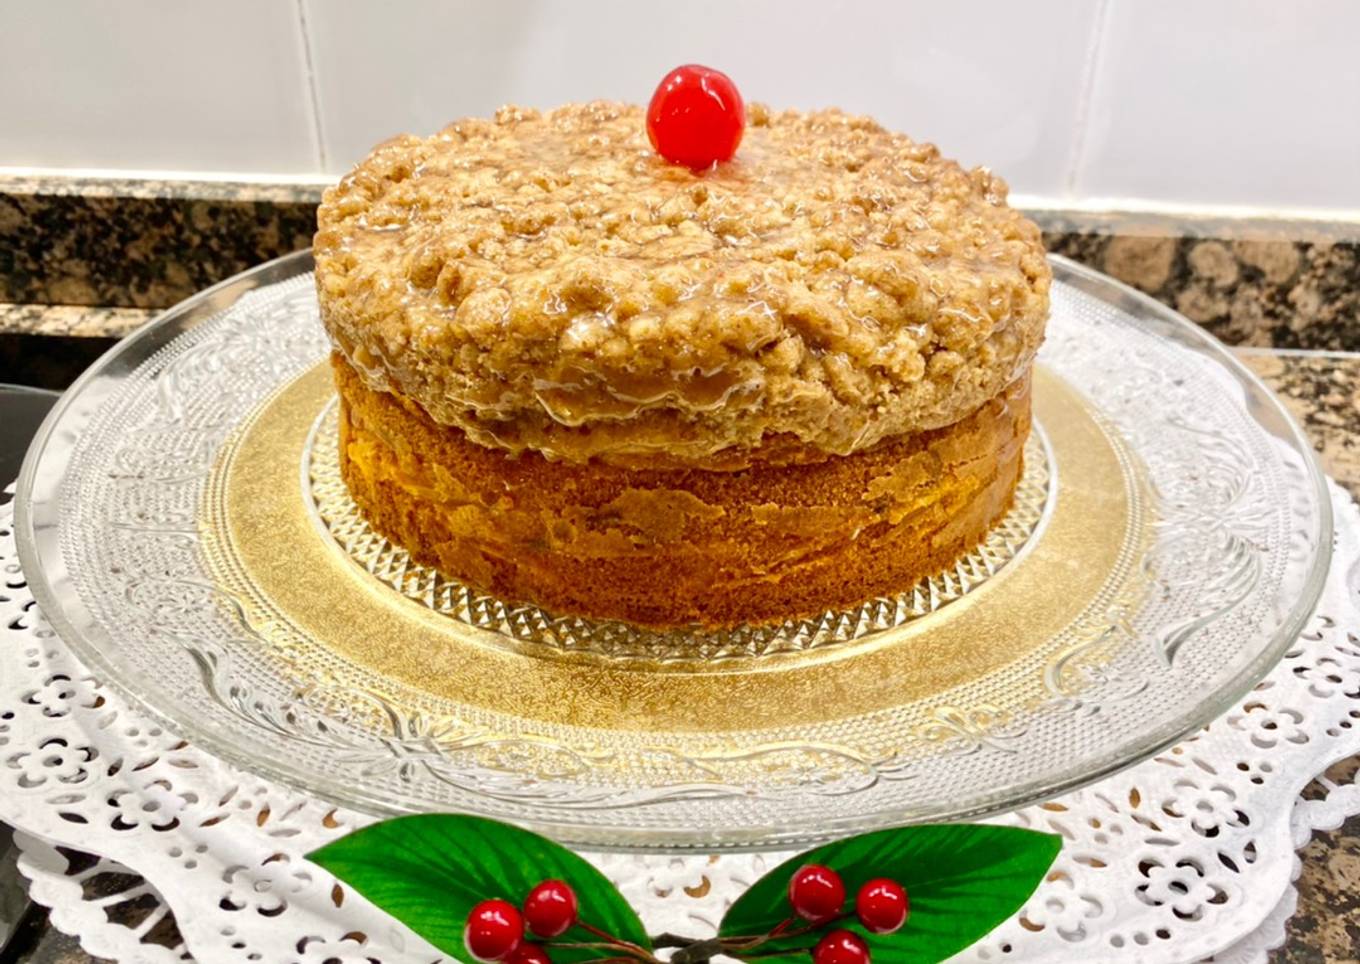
[207,362,1132,735]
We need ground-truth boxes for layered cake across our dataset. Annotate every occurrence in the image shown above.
[315,97,1050,629]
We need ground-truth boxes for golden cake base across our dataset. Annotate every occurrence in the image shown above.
[203,362,1135,735]
[334,355,1031,629]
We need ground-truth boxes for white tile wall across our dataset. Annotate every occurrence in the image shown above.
[1075,0,1360,211]
[301,0,1097,197]
[3,0,1359,215]
[0,0,318,174]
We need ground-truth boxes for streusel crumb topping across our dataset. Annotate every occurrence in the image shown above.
[315,101,1050,463]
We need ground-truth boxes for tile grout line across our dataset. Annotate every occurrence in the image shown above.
[1064,0,1114,200]
[294,0,329,174]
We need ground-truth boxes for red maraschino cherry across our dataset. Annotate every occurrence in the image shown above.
[646,64,745,170]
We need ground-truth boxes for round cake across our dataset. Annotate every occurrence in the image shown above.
[315,101,1051,629]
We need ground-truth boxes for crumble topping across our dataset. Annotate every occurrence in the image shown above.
[315,101,1049,462]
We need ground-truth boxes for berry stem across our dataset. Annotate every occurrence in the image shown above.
[550,942,655,963]
[770,913,849,943]
[555,924,659,964]
[721,913,846,951]
[649,934,698,949]
[668,937,725,964]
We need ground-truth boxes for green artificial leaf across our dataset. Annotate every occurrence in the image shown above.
[307,814,651,964]
[719,824,1060,964]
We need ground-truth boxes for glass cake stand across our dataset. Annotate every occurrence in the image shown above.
[14,252,1332,851]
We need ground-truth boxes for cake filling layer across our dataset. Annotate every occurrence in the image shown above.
[334,356,1030,628]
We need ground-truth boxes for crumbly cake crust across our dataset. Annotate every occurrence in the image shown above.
[335,356,1030,628]
[316,102,1050,464]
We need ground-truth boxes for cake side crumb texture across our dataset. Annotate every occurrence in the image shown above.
[335,355,1030,628]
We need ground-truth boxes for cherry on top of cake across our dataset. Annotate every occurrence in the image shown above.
[314,90,1050,465]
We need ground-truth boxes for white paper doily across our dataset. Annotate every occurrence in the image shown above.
[2,481,1358,964]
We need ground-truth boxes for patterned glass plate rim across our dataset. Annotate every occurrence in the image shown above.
[13,252,1333,851]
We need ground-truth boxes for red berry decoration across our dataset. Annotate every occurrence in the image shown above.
[646,63,745,170]
[812,929,870,964]
[855,878,909,934]
[523,879,578,939]
[507,944,552,964]
[788,864,846,923]
[465,899,524,962]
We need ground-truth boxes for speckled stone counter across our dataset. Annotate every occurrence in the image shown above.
[1045,226,1360,350]
[1241,352,1360,493]
[0,175,320,310]
[0,303,154,338]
